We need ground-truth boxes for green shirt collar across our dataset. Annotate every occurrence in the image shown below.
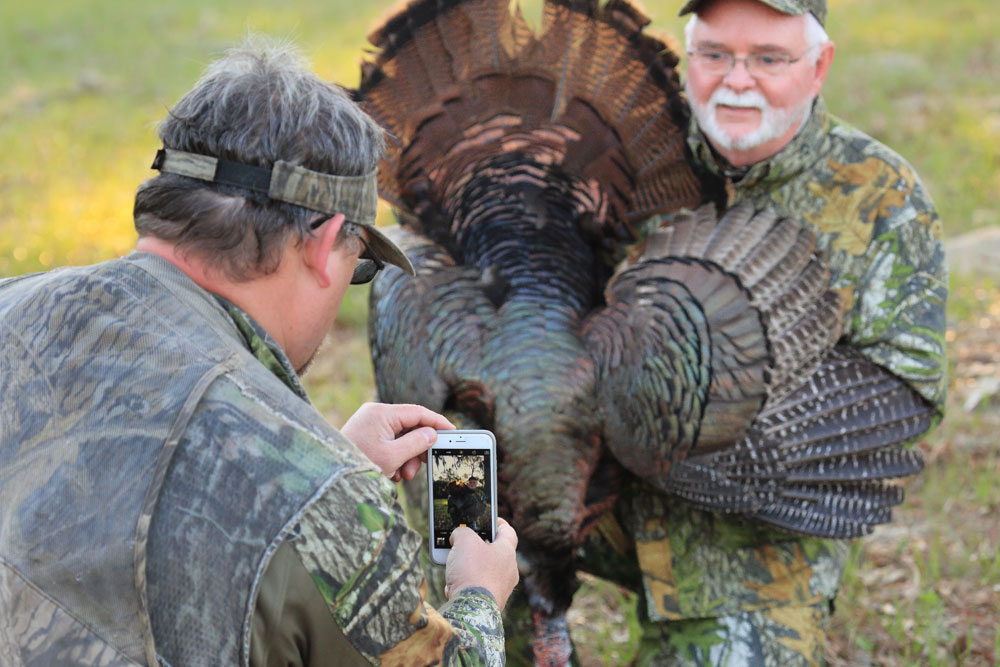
[214,295,311,401]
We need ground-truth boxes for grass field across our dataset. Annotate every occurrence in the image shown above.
[2,0,997,664]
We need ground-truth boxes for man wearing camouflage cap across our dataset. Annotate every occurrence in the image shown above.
[0,37,518,666]
[582,0,947,664]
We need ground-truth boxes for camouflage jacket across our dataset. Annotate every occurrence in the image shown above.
[622,97,947,622]
[0,252,504,666]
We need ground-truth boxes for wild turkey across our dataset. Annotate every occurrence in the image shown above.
[351,0,932,663]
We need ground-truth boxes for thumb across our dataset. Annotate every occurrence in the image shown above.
[391,427,436,462]
[493,517,518,550]
[449,525,478,547]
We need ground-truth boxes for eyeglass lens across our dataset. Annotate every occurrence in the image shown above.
[351,259,379,284]
[688,47,814,77]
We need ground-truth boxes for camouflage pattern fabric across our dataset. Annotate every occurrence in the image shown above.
[218,294,309,399]
[682,98,947,416]
[621,490,849,622]
[168,265,506,665]
[0,252,505,666]
[582,97,946,664]
[637,602,831,666]
[290,470,503,665]
[0,255,244,666]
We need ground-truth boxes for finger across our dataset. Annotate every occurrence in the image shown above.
[392,427,437,462]
[390,404,455,433]
[397,456,423,482]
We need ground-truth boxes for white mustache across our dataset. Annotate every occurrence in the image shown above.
[708,88,768,111]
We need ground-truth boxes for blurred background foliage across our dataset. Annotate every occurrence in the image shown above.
[1,0,997,278]
[2,0,998,663]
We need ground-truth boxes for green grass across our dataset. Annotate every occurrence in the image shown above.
[0,0,394,277]
[2,0,998,664]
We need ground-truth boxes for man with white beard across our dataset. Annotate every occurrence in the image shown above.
[580,0,948,664]
[682,0,834,166]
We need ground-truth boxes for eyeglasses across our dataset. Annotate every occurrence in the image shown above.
[687,46,817,78]
[309,215,385,285]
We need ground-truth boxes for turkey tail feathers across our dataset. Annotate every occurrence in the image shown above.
[356,0,715,243]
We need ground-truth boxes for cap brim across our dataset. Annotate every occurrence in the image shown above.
[360,223,415,276]
[677,0,703,16]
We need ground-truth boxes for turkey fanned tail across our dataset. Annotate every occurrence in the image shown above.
[590,202,929,538]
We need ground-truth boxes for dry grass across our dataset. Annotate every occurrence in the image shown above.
[825,270,1000,667]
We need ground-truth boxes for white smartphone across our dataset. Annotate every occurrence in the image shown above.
[426,429,498,565]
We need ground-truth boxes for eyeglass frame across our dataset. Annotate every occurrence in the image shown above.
[686,45,819,78]
[308,214,385,285]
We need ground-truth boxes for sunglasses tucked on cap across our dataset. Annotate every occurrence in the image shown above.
[307,214,386,284]
[150,148,415,280]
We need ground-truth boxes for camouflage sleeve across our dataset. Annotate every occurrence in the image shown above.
[815,132,949,417]
[437,587,506,665]
[287,468,505,666]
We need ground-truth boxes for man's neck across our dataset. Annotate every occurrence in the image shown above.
[134,236,298,361]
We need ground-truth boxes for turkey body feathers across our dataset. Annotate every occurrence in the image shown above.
[369,158,617,618]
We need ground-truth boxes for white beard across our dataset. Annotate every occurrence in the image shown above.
[687,83,813,151]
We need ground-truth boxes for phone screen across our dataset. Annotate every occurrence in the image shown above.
[430,447,494,547]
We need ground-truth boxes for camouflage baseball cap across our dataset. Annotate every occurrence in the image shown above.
[151,148,414,276]
[678,0,826,27]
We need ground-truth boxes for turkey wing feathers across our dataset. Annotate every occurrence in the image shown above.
[588,254,771,475]
[594,204,928,537]
[663,345,930,537]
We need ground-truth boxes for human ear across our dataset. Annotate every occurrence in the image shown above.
[303,213,345,288]
[810,41,836,97]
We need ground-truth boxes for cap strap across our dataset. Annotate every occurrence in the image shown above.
[151,148,378,226]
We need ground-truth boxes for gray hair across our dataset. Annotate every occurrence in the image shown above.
[684,10,830,65]
[134,35,382,281]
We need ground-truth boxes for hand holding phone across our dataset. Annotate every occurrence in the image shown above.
[444,516,519,609]
[341,403,452,481]
[427,430,499,565]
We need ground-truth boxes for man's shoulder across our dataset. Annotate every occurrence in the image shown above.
[821,113,926,184]
[792,108,941,234]
[195,371,377,474]
[0,261,114,313]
